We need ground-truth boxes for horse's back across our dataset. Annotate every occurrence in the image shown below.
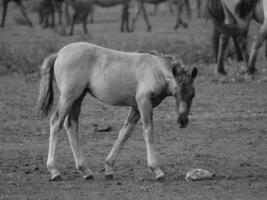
[53,42,160,106]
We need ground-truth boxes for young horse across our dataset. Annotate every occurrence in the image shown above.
[209,0,266,75]
[37,42,198,181]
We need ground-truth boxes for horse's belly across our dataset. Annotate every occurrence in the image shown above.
[91,88,136,106]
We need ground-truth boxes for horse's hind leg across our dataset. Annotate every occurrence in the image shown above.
[140,3,151,32]
[212,27,220,62]
[64,92,93,180]
[174,0,186,30]
[69,13,77,35]
[82,16,88,35]
[105,107,140,179]
[18,1,33,27]
[1,0,9,27]
[217,34,229,75]
[232,36,244,62]
[47,97,72,181]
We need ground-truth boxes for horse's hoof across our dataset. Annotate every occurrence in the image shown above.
[156,175,166,182]
[84,174,94,180]
[174,25,179,30]
[49,174,62,181]
[105,174,114,180]
[216,70,228,76]
[182,23,188,29]
[247,68,258,75]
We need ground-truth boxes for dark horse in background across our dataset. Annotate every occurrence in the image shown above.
[206,0,244,64]
[207,0,267,75]
[38,0,65,28]
[1,0,32,27]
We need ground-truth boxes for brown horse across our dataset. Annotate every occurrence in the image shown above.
[1,0,32,27]
[37,42,198,181]
[206,0,244,63]
[208,0,266,75]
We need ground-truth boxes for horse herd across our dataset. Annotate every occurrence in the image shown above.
[1,0,204,32]
[6,0,265,181]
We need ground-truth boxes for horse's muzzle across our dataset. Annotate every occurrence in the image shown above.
[177,116,188,128]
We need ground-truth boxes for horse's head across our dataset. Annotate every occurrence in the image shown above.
[171,62,198,128]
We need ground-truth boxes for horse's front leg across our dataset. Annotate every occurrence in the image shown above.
[18,3,33,27]
[137,96,165,181]
[1,0,9,27]
[248,24,267,74]
[216,34,229,75]
[105,107,140,179]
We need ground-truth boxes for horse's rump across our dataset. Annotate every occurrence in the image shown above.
[207,0,245,36]
[235,0,260,19]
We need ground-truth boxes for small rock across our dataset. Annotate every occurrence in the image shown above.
[185,168,214,181]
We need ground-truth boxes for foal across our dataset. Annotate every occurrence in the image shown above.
[37,42,198,181]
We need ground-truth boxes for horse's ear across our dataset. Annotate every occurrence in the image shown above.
[191,67,198,80]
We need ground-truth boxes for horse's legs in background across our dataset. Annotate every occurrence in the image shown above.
[82,15,88,34]
[18,1,33,27]
[197,0,201,18]
[56,2,63,25]
[63,92,94,179]
[232,36,244,61]
[121,2,130,32]
[217,34,229,75]
[151,4,158,16]
[183,0,191,21]
[174,0,187,29]
[265,40,267,60]
[131,1,151,32]
[212,27,220,62]
[65,1,71,25]
[1,0,9,27]
[131,0,141,32]
[248,23,267,74]
[168,0,174,16]
[137,96,165,180]
[89,6,94,23]
[140,2,151,32]
[105,107,140,179]
[50,6,55,27]
[69,13,77,35]
[47,96,72,181]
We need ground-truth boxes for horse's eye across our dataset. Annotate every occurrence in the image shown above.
[191,94,195,98]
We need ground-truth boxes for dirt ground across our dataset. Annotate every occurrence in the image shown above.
[1,3,267,200]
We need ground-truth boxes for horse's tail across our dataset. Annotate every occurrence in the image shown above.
[37,54,57,118]
[207,0,245,36]
[235,0,259,19]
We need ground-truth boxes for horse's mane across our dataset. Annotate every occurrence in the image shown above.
[137,50,189,78]
[235,0,260,19]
